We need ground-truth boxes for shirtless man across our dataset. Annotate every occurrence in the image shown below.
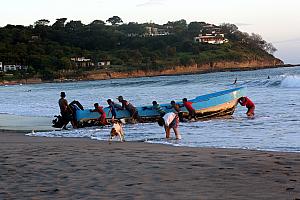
[117,96,140,122]
[58,92,72,129]
[170,100,184,121]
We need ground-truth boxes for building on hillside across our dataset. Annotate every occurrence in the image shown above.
[97,60,111,67]
[194,33,229,44]
[144,26,169,37]
[0,64,28,72]
[70,57,94,67]
[201,24,222,35]
[31,35,39,40]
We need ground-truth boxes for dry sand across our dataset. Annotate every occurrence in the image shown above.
[0,130,299,200]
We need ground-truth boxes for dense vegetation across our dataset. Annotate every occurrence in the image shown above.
[0,17,278,81]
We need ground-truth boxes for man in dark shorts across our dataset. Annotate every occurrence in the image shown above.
[117,96,140,122]
[58,92,73,129]
[107,99,117,122]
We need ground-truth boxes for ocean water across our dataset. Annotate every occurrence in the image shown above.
[1,66,300,152]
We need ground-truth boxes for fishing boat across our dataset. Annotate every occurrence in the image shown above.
[75,87,245,127]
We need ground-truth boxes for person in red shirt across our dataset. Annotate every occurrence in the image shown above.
[90,103,108,126]
[238,96,255,117]
[182,98,196,119]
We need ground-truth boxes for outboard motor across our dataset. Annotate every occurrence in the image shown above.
[52,115,65,128]
[53,100,84,128]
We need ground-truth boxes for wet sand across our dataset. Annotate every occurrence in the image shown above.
[0,131,299,200]
[0,114,55,131]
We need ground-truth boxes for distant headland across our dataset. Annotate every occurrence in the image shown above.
[0,16,288,84]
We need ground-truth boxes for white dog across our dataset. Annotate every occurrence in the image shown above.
[109,121,125,142]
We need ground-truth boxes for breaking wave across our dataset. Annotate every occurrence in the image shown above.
[280,75,300,88]
[237,75,300,88]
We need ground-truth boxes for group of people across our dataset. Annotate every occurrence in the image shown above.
[58,91,255,140]
[156,96,255,140]
[58,92,141,130]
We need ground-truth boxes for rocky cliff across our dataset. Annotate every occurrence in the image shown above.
[0,58,286,85]
[84,58,284,80]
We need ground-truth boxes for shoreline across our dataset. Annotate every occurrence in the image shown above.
[1,130,299,199]
[1,63,299,86]
[0,113,299,154]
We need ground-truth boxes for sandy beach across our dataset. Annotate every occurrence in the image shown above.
[0,130,299,200]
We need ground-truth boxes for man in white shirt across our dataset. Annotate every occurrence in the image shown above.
[158,112,181,140]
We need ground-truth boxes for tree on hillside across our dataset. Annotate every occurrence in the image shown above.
[65,20,84,31]
[90,20,106,26]
[165,19,187,34]
[118,22,145,36]
[220,23,238,34]
[264,43,277,54]
[52,18,67,29]
[34,19,50,27]
[106,16,123,26]
[249,33,277,54]
[188,21,205,36]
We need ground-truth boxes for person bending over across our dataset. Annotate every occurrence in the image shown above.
[90,103,108,126]
[158,112,181,140]
[238,96,255,117]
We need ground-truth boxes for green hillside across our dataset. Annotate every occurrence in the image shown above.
[0,17,279,81]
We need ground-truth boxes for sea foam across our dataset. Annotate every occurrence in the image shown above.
[280,75,300,88]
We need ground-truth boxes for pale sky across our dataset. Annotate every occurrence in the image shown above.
[1,0,300,64]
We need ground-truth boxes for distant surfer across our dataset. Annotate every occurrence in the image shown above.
[233,77,237,84]
[158,112,181,140]
[238,96,255,117]
[267,76,270,79]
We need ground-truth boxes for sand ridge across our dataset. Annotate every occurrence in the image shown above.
[0,131,299,200]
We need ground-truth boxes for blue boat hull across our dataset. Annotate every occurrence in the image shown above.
[76,87,245,126]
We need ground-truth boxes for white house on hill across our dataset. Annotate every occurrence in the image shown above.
[0,63,28,72]
[194,33,229,45]
[70,57,94,67]
[97,60,111,66]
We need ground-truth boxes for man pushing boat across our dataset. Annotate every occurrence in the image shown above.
[117,96,141,123]
[238,96,255,117]
[58,92,76,129]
